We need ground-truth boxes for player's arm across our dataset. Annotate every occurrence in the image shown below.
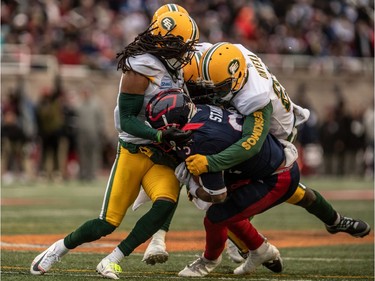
[188,174,227,203]
[119,70,161,141]
[186,102,272,174]
[119,71,191,144]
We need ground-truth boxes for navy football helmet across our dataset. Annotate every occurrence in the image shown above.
[146,88,195,130]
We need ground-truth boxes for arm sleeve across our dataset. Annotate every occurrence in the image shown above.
[119,93,160,142]
[206,102,273,172]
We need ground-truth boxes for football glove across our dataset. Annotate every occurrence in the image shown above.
[160,127,193,146]
[185,154,209,176]
[175,162,191,185]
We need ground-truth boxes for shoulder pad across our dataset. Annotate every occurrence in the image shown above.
[126,54,166,84]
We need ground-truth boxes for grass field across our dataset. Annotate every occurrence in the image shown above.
[1,176,374,280]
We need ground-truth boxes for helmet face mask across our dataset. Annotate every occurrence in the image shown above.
[146,88,195,151]
[146,88,196,131]
[151,11,199,70]
[199,42,247,104]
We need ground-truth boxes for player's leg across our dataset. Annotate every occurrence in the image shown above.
[97,162,180,277]
[30,144,145,275]
[288,182,371,237]
[179,163,301,278]
[224,163,300,273]
[227,219,281,275]
[142,194,180,265]
[226,229,249,263]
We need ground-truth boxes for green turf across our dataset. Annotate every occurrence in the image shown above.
[1,245,374,281]
[1,177,374,280]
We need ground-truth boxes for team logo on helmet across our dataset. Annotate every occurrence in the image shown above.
[161,17,176,31]
[228,59,240,75]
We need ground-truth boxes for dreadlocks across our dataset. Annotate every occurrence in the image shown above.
[116,25,197,75]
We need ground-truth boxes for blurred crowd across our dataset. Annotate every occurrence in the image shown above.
[1,0,374,71]
[293,83,374,179]
[1,0,374,183]
[1,76,110,184]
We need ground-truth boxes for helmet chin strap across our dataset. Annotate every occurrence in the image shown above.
[221,73,247,102]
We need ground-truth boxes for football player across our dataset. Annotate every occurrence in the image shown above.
[145,88,300,276]
[185,42,371,260]
[139,3,213,265]
[30,11,199,279]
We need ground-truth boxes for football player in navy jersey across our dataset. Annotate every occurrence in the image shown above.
[146,88,302,276]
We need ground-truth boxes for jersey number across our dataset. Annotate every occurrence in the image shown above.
[271,74,291,112]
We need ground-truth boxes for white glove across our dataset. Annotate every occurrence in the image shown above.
[175,162,191,185]
[292,102,310,126]
[279,139,299,167]
[187,176,200,197]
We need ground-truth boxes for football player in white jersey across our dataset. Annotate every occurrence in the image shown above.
[30,11,199,279]
[185,42,371,261]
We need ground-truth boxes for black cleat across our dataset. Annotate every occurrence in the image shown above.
[262,256,283,273]
[326,216,371,238]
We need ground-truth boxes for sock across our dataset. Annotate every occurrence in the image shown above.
[105,247,125,264]
[55,239,69,256]
[118,200,175,256]
[252,239,268,254]
[331,213,341,226]
[64,218,116,249]
[305,190,338,226]
[159,191,180,232]
[152,229,167,241]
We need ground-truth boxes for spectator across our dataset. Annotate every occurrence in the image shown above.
[75,85,104,182]
[35,77,66,181]
[1,109,27,184]
[1,0,373,72]
[319,105,340,176]
[1,79,37,183]
[294,83,321,176]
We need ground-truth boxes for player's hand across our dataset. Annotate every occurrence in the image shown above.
[161,127,192,146]
[185,154,208,176]
[175,162,191,185]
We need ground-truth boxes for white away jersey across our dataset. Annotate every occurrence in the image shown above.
[114,53,184,144]
[232,44,299,140]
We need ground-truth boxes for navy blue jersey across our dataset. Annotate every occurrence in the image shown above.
[176,104,285,193]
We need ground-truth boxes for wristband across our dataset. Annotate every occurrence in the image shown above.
[156,130,162,143]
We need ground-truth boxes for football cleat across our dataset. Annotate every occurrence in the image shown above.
[178,254,222,277]
[326,215,371,238]
[142,237,169,265]
[234,240,281,275]
[30,239,67,275]
[262,256,283,273]
[96,258,122,280]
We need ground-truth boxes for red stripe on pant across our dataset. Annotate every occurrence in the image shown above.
[233,168,293,219]
[202,169,293,261]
